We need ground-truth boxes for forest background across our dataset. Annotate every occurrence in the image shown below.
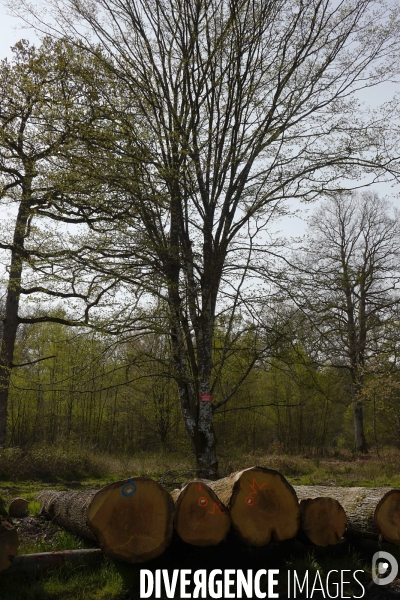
[1,0,400,481]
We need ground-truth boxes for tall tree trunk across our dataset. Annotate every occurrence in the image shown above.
[171,330,218,478]
[194,218,220,479]
[167,200,219,478]
[351,375,368,454]
[354,399,368,454]
[195,315,218,479]
[175,374,218,480]
[0,200,30,446]
[195,399,218,479]
[341,243,368,455]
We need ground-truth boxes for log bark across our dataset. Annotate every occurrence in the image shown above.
[208,467,300,546]
[0,517,19,572]
[294,485,395,539]
[37,490,97,540]
[5,548,102,575]
[9,498,29,518]
[171,481,230,546]
[299,497,347,547]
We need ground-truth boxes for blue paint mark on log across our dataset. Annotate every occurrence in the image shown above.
[121,480,137,498]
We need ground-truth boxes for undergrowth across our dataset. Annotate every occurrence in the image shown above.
[1,445,400,488]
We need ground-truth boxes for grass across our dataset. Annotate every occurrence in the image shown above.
[0,556,139,600]
[219,447,400,487]
[2,444,400,488]
[18,530,86,555]
[1,446,400,598]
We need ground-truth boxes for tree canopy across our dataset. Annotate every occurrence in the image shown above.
[2,0,400,472]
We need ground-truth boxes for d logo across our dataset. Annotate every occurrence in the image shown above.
[372,551,398,586]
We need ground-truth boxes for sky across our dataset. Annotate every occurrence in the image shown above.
[0,2,399,242]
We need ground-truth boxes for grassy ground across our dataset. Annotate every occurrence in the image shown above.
[1,446,400,599]
[2,445,400,487]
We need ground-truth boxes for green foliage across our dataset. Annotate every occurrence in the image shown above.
[27,500,41,517]
[8,321,187,455]
[6,315,400,457]
[214,343,348,455]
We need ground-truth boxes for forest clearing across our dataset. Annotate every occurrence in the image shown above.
[1,450,400,598]
[2,0,400,597]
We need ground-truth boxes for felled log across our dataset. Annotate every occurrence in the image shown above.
[8,498,29,518]
[208,467,300,546]
[0,518,19,572]
[87,478,175,563]
[375,490,400,544]
[299,497,347,546]
[37,490,97,540]
[171,481,231,546]
[6,548,102,575]
[294,485,399,541]
[38,478,175,563]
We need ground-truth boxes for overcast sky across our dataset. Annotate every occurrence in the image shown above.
[0,2,399,241]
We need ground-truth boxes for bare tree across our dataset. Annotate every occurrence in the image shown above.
[9,0,400,475]
[281,192,400,452]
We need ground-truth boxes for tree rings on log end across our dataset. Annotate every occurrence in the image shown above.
[375,490,400,544]
[229,467,300,546]
[299,497,347,546]
[87,477,175,563]
[9,497,29,518]
[173,481,231,546]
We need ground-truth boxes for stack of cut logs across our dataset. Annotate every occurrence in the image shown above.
[1,466,400,571]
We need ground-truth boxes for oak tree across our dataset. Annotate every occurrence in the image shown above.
[0,39,117,446]
[11,0,400,474]
[282,192,400,452]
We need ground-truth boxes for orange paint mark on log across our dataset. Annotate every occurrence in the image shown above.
[244,479,267,506]
[198,496,209,507]
[197,483,202,491]
[245,496,255,506]
[208,502,224,515]
[249,478,267,494]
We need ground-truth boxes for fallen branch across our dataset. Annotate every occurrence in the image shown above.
[5,548,102,576]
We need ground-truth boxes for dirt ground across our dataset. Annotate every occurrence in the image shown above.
[9,514,61,552]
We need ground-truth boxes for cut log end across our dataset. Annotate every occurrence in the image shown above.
[87,477,175,563]
[172,481,231,546]
[299,497,347,547]
[375,490,400,544]
[229,467,300,546]
[9,497,29,518]
[0,518,19,572]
